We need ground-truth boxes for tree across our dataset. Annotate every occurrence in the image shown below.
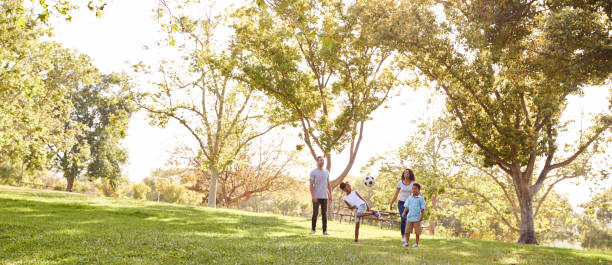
[135,0,282,207]
[233,0,401,188]
[130,182,151,200]
[374,0,612,244]
[578,188,612,250]
[2,1,126,189]
[5,0,107,22]
[169,137,297,207]
[364,116,579,240]
[45,46,133,192]
[138,170,201,205]
[362,117,457,234]
[83,76,133,190]
[449,160,578,242]
[238,185,312,217]
[0,5,79,170]
[93,176,128,198]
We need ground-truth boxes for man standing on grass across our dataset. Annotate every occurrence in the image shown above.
[310,155,332,235]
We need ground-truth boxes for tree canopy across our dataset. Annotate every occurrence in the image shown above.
[369,0,612,244]
[1,4,77,170]
[135,0,285,207]
[233,0,402,187]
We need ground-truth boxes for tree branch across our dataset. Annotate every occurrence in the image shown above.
[138,103,211,161]
[455,186,520,232]
[533,126,606,193]
[331,120,365,187]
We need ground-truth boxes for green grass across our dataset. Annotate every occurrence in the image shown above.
[0,186,610,265]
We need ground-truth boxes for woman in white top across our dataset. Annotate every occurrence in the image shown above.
[389,168,416,241]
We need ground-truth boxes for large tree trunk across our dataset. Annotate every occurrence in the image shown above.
[66,177,75,192]
[517,186,538,244]
[208,168,218,208]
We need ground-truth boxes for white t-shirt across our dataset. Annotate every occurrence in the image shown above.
[397,180,415,201]
[344,191,365,207]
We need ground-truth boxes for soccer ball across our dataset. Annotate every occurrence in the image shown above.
[363,176,376,187]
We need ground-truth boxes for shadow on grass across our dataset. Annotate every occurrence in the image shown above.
[0,196,306,242]
[0,191,611,265]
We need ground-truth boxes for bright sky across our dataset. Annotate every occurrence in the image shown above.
[50,0,610,209]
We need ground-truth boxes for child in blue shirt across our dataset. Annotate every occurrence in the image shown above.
[401,183,426,247]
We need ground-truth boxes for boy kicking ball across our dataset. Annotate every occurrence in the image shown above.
[339,182,381,244]
[401,183,426,247]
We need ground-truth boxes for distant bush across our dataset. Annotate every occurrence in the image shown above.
[580,225,612,250]
[130,182,151,200]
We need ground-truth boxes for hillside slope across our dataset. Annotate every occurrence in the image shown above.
[0,186,610,264]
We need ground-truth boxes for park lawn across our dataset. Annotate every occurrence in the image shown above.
[0,186,610,265]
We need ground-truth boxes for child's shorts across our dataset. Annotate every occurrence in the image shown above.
[407,221,422,235]
[354,203,367,223]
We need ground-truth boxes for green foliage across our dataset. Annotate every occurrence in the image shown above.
[138,169,201,205]
[1,186,611,264]
[158,183,199,205]
[46,47,133,191]
[578,188,612,250]
[1,3,126,183]
[93,177,128,198]
[363,118,579,242]
[84,78,133,183]
[232,0,402,186]
[580,226,612,251]
[0,5,77,170]
[0,162,27,186]
[238,185,312,217]
[136,1,283,207]
[362,118,454,222]
[581,188,612,224]
[3,0,107,23]
[130,182,151,200]
[374,0,612,243]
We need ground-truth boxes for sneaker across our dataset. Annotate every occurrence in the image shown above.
[355,241,360,245]
[401,237,406,242]
[373,211,381,219]
[412,243,418,247]
[402,243,410,247]
[323,231,331,235]
[309,230,315,234]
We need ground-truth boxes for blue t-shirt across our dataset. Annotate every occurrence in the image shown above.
[403,194,426,222]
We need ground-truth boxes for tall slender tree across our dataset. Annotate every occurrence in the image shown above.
[136,0,282,207]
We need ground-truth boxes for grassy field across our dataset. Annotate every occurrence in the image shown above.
[0,186,610,265]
